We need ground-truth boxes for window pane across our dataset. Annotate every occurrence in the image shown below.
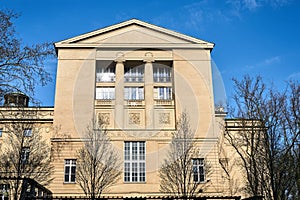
[71,166,76,174]
[124,87,144,100]
[64,159,76,183]
[71,172,76,182]
[199,158,204,165]
[153,63,172,82]
[124,62,144,82]
[96,61,115,82]
[139,162,145,182]
[154,87,172,100]
[192,158,205,183]
[132,142,138,160]
[124,142,130,160]
[71,175,75,182]
[138,88,144,99]
[193,166,198,173]
[65,166,70,174]
[132,162,138,182]
[96,87,115,100]
[23,129,32,137]
[139,143,145,160]
[132,88,137,100]
[124,142,146,183]
[21,147,30,164]
[194,174,198,182]
[124,162,130,182]
[64,175,69,182]
[64,166,70,182]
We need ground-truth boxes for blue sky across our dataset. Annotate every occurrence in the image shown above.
[1,0,299,106]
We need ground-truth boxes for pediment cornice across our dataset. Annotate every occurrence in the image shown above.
[55,19,214,50]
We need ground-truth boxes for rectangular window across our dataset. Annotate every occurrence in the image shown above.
[64,159,76,183]
[153,62,172,82]
[0,128,2,137]
[21,147,30,164]
[124,142,146,182]
[96,61,115,82]
[154,87,172,100]
[124,87,144,100]
[95,87,115,100]
[192,158,205,183]
[23,128,32,137]
[124,61,144,82]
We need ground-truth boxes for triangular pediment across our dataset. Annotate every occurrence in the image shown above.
[55,19,214,49]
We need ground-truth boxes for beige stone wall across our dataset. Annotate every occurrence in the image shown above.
[49,139,83,196]
[0,20,250,199]
[50,20,239,198]
[54,48,96,138]
[50,47,225,197]
[0,107,53,144]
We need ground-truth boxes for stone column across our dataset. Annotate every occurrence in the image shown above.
[144,52,155,129]
[114,53,125,129]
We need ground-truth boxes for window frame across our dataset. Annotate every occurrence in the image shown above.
[192,158,205,183]
[154,87,173,100]
[95,87,115,100]
[124,141,146,183]
[23,128,32,137]
[64,159,76,183]
[124,65,144,82]
[124,87,144,100]
[96,61,116,82]
[153,65,172,83]
[21,147,30,164]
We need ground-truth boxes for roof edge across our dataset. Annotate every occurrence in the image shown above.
[54,19,214,48]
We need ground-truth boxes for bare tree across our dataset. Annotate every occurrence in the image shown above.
[50,125,71,159]
[225,75,299,200]
[159,112,210,198]
[76,120,121,199]
[224,118,266,197]
[218,131,240,196]
[0,109,54,200]
[282,80,300,199]
[0,9,54,103]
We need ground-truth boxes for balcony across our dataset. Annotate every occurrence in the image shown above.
[124,75,144,82]
[95,99,115,106]
[96,74,116,82]
[125,100,145,107]
[154,99,174,106]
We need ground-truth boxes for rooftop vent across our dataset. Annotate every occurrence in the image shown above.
[4,92,29,107]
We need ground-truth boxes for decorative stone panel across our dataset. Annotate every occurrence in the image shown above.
[98,113,110,125]
[154,109,175,129]
[159,113,170,125]
[129,113,141,125]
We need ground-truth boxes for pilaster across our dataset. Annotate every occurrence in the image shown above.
[144,52,155,129]
[114,53,125,129]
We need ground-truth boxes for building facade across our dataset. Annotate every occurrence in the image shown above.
[1,19,247,199]
[0,93,54,199]
[50,19,233,197]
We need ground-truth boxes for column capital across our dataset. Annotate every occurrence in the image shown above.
[115,58,125,63]
[115,52,125,63]
[143,52,155,63]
